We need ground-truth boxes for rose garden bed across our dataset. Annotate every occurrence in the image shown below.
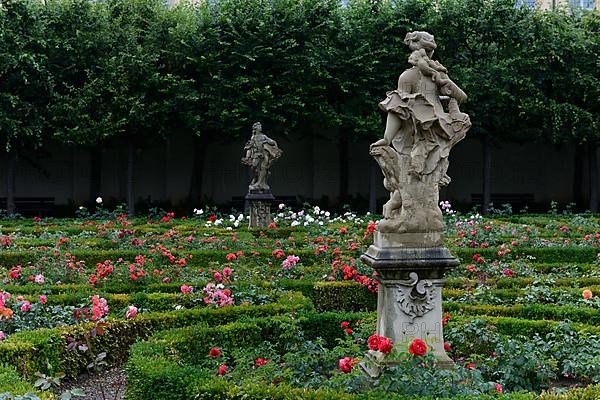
[0,206,598,398]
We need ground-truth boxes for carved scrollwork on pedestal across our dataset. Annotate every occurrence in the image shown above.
[394,271,435,322]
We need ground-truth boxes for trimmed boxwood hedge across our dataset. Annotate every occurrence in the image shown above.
[2,245,598,271]
[126,315,600,400]
[452,247,599,264]
[444,303,600,325]
[0,291,312,379]
[0,364,54,399]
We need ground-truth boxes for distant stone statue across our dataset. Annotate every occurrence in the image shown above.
[370,31,471,242]
[241,122,282,193]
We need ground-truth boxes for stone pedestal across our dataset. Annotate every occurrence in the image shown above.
[245,191,275,228]
[360,231,458,375]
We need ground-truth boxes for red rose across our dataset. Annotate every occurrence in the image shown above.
[341,321,350,328]
[339,357,358,373]
[255,358,269,367]
[408,338,427,356]
[218,364,227,375]
[209,347,221,358]
[444,342,451,352]
[367,334,394,354]
[378,337,393,354]
[367,334,380,351]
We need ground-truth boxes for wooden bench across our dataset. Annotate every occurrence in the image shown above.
[0,197,55,215]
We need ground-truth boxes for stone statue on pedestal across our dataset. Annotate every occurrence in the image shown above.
[241,122,282,228]
[242,122,282,193]
[361,32,469,375]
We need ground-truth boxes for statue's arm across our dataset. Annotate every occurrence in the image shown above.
[397,68,418,96]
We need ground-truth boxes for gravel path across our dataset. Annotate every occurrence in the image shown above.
[57,367,127,400]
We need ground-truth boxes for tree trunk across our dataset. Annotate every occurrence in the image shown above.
[369,158,378,214]
[589,140,599,213]
[481,134,492,215]
[127,142,135,216]
[189,134,209,204]
[89,147,102,204]
[6,149,17,215]
[573,143,585,210]
[339,128,349,205]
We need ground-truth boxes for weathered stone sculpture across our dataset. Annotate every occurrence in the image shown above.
[242,122,282,193]
[369,31,471,245]
[241,122,282,228]
[361,32,470,374]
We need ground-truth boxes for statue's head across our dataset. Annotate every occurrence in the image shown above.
[252,122,262,134]
[408,48,428,66]
[404,31,437,57]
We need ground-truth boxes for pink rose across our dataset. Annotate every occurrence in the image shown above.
[180,285,192,294]
[218,364,227,376]
[126,305,138,319]
[213,272,222,282]
[20,301,31,312]
[38,295,47,305]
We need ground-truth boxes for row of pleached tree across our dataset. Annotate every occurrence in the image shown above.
[1,0,598,214]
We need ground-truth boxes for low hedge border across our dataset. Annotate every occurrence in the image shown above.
[7,280,599,319]
[0,291,312,380]
[0,364,54,399]
[449,315,600,337]
[445,276,600,289]
[1,245,599,270]
[453,247,599,264]
[126,316,600,400]
[445,302,600,325]
[189,379,600,400]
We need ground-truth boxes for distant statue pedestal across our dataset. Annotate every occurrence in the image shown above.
[360,232,458,377]
[245,190,275,228]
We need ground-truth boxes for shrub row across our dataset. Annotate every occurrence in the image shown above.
[0,223,308,237]
[0,364,53,399]
[6,274,600,298]
[452,247,599,264]
[1,245,598,270]
[189,379,600,400]
[126,315,600,400]
[0,292,312,379]
[11,280,600,318]
[446,276,600,289]
[445,302,600,326]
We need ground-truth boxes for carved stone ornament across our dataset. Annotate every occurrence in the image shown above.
[394,271,435,321]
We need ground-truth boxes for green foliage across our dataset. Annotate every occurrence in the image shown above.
[0,0,54,152]
[0,364,53,400]
[313,281,376,312]
[0,291,311,379]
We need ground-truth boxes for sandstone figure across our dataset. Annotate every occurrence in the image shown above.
[370,31,471,234]
[241,122,282,192]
